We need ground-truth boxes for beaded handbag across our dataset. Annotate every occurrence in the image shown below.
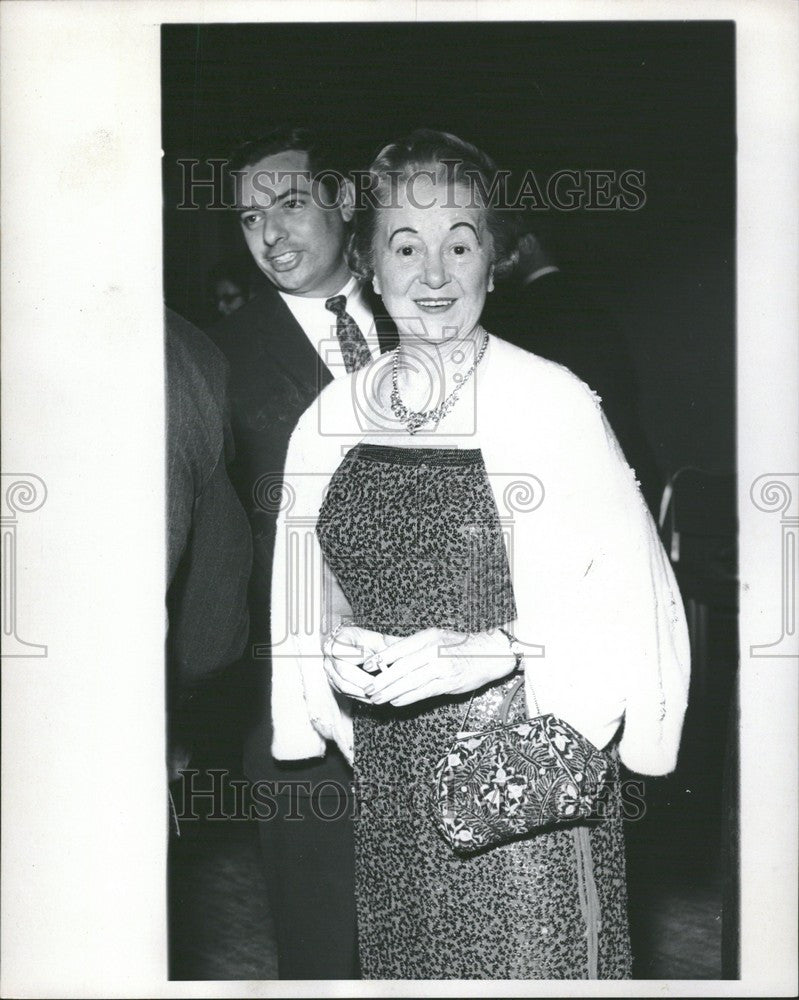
[432,675,611,854]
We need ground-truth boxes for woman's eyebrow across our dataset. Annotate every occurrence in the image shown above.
[389,226,418,245]
[450,221,481,242]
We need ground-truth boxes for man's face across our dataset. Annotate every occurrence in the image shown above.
[236,149,352,298]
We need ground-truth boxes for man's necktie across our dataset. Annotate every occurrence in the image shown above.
[324,294,373,374]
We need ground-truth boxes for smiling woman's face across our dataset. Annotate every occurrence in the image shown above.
[372,175,494,343]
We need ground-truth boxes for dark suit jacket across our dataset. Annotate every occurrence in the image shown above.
[166,308,253,751]
[210,282,398,783]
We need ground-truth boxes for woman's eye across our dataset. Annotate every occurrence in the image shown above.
[284,199,304,210]
[451,244,470,256]
[241,213,260,228]
[398,245,416,257]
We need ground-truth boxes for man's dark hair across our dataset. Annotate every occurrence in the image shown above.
[226,126,345,205]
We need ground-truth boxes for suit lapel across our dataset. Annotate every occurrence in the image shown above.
[364,286,399,355]
[254,285,334,396]
[244,282,395,394]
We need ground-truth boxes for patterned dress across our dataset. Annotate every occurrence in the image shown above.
[316,443,632,980]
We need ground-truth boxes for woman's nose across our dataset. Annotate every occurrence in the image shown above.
[422,252,448,288]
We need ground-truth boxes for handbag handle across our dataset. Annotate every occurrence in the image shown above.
[500,675,527,725]
[458,671,540,735]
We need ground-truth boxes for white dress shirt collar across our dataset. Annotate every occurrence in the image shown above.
[278,276,379,377]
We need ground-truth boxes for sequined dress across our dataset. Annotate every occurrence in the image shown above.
[316,443,632,980]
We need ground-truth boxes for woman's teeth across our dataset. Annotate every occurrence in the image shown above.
[415,298,456,310]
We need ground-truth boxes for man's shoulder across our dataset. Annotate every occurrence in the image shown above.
[166,307,228,407]
[208,282,292,355]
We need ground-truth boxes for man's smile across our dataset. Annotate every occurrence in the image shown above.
[267,250,303,270]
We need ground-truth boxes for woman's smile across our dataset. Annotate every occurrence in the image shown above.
[413,296,458,312]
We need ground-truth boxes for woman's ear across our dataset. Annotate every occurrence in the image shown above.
[487,265,495,293]
[372,274,382,296]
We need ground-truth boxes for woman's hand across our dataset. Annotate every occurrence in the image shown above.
[361,627,517,707]
[322,624,390,703]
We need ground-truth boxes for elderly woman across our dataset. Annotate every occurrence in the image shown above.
[270,130,690,980]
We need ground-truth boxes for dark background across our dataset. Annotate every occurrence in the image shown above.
[162,19,735,490]
[162,21,737,979]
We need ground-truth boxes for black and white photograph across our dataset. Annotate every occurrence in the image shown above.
[1,2,797,997]
[162,18,734,982]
